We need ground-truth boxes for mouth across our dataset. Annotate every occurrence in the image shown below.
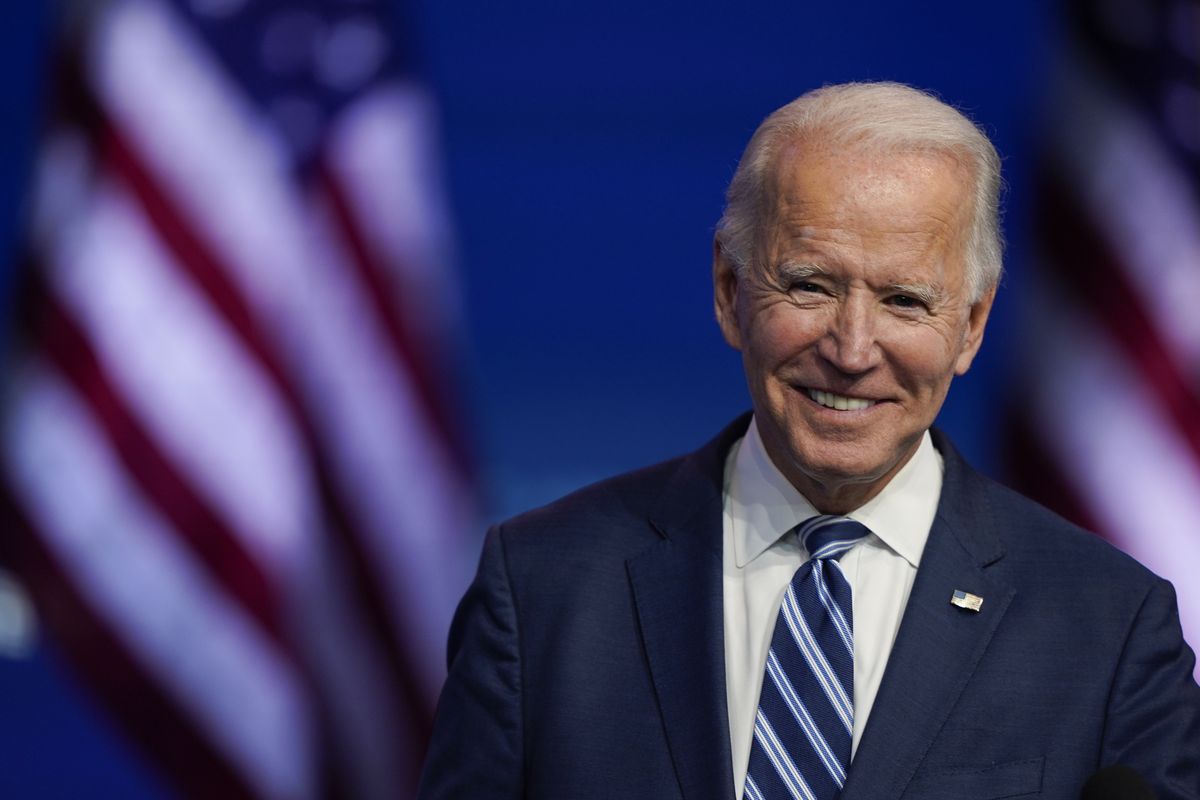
[805,388,878,411]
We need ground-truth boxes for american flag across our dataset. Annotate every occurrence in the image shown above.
[1008,0,1200,677]
[1,0,475,796]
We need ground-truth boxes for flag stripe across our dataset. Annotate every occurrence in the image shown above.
[22,274,285,647]
[1019,4,1200,678]
[293,192,471,698]
[4,362,311,798]
[1,486,257,800]
[1027,301,1200,657]
[1035,170,1200,463]
[316,163,470,475]
[95,97,437,742]
[1045,47,1200,372]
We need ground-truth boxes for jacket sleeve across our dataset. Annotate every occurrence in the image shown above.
[1102,577,1200,799]
[418,526,524,799]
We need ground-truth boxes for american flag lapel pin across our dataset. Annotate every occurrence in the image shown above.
[951,590,983,612]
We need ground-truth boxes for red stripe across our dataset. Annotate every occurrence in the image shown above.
[96,108,435,754]
[100,126,290,401]
[315,163,473,480]
[0,485,258,800]
[21,276,287,648]
[1034,168,1200,465]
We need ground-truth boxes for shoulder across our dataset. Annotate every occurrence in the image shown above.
[933,428,1161,602]
[488,413,750,568]
[499,455,682,538]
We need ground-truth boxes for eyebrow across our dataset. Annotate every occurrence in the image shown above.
[776,262,831,282]
[887,283,946,306]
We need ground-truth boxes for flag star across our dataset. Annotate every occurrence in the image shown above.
[316,16,388,92]
[260,10,323,76]
[1163,82,1200,154]
[270,94,324,158]
[190,0,248,20]
[1168,1,1200,61]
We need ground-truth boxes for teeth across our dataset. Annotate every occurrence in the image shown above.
[807,389,874,411]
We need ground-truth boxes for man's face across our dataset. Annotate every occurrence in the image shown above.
[714,139,995,513]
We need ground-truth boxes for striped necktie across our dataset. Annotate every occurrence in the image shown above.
[743,515,871,800]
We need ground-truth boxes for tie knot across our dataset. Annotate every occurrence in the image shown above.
[795,515,870,561]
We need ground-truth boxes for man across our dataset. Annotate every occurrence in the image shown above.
[419,82,1200,799]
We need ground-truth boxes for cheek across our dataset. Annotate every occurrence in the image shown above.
[744,306,823,364]
[883,326,963,391]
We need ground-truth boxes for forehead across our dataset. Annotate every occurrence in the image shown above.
[761,138,974,260]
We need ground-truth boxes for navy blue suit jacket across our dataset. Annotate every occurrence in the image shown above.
[419,416,1200,799]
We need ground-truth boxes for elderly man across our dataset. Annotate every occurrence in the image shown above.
[419,82,1200,800]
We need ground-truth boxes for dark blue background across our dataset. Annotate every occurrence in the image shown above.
[0,1,1056,795]
[421,2,1055,516]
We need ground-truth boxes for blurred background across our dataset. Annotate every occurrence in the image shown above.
[0,0,1196,797]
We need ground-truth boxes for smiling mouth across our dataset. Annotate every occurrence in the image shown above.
[806,388,877,411]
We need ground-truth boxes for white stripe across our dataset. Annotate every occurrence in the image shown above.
[810,537,861,559]
[796,516,839,544]
[4,361,313,800]
[43,173,312,577]
[754,710,815,800]
[94,0,312,319]
[814,562,853,654]
[781,586,854,731]
[766,651,846,784]
[743,774,766,800]
[326,84,464,336]
[1028,284,1200,673]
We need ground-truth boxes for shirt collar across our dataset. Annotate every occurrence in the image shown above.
[728,417,943,569]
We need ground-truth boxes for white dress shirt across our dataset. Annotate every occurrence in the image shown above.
[722,418,944,799]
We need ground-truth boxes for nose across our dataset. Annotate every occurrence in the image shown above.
[816,293,881,374]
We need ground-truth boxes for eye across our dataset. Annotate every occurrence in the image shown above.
[887,294,927,311]
[791,281,826,294]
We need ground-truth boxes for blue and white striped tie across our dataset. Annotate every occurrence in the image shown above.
[743,516,870,800]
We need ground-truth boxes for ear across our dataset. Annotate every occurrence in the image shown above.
[713,237,744,351]
[954,284,997,375]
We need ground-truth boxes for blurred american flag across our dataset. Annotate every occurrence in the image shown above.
[1,0,475,796]
[1010,0,1200,677]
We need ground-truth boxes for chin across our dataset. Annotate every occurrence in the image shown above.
[781,429,910,495]
[793,453,891,491]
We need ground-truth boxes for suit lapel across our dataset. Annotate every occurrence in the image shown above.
[629,538,732,800]
[627,417,748,800]
[841,433,1016,800]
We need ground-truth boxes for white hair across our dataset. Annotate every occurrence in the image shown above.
[716,81,1004,301]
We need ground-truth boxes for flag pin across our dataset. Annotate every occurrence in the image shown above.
[951,590,983,612]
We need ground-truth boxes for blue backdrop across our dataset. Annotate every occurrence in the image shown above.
[419,2,1055,517]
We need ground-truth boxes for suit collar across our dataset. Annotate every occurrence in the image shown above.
[646,420,1004,570]
[928,427,1007,568]
[646,412,751,553]
[727,420,943,570]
